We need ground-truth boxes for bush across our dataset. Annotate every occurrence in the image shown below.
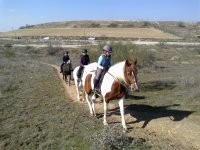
[89,23,100,28]
[90,124,149,149]
[47,42,59,56]
[107,23,118,28]
[3,48,15,58]
[0,78,19,93]
[87,42,155,68]
[4,43,12,48]
[196,48,200,54]
[178,22,185,28]
[143,21,150,27]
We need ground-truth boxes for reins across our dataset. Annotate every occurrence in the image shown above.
[107,71,130,90]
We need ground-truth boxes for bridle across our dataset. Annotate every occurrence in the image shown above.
[107,69,138,92]
[130,71,138,91]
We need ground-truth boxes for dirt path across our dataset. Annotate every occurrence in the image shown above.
[10,40,200,49]
[49,64,200,149]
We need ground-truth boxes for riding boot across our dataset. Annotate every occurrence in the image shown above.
[77,66,83,80]
[94,78,100,94]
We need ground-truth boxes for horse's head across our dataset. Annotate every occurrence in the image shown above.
[124,60,139,91]
[67,60,71,64]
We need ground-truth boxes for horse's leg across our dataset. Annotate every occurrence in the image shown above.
[65,74,67,83]
[69,75,71,86]
[91,94,96,116]
[63,73,65,80]
[85,93,94,116]
[74,78,81,101]
[103,98,108,126]
[67,75,69,85]
[119,97,127,131]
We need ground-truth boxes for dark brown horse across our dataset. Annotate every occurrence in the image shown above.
[62,60,73,85]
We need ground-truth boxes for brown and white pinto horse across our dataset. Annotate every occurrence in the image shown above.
[73,62,97,101]
[84,60,138,131]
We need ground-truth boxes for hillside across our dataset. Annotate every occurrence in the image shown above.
[0,20,199,41]
[0,28,180,40]
[1,43,200,149]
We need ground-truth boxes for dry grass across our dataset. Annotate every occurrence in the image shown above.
[1,41,200,149]
[0,45,151,149]
[1,28,180,39]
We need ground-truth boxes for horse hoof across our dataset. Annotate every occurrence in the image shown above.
[123,129,127,133]
[103,121,108,126]
[123,127,128,133]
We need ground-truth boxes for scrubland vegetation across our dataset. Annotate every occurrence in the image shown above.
[0,20,200,149]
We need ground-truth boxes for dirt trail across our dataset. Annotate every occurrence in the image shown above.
[49,64,200,149]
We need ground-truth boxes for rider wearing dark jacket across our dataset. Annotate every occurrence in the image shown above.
[77,49,90,79]
[60,51,70,73]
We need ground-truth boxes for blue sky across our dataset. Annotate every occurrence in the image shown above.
[0,0,199,32]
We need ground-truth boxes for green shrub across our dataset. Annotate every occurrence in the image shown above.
[88,42,155,68]
[3,48,15,57]
[107,23,118,28]
[143,21,150,27]
[178,22,185,28]
[0,78,19,93]
[47,43,59,56]
[196,48,200,54]
[89,23,100,28]
[4,43,12,48]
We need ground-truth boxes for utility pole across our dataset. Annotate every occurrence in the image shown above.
[83,28,87,47]
[12,27,16,39]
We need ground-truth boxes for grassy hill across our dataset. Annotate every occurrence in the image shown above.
[0,27,180,40]
[0,20,199,41]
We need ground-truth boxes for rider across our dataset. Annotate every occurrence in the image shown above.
[77,48,90,80]
[94,45,112,94]
[60,51,70,73]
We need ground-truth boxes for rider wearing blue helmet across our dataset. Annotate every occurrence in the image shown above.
[77,48,90,80]
[94,45,112,94]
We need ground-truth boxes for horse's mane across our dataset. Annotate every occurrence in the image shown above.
[108,61,125,82]
[84,62,97,73]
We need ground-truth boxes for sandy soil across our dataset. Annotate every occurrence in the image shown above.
[50,64,200,150]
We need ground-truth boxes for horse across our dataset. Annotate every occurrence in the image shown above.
[62,60,73,86]
[73,62,97,101]
[84,60,138,131]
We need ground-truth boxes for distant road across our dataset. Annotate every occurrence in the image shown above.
[132,41,200,46]
[12,40,200,48]
[13,44,83,48]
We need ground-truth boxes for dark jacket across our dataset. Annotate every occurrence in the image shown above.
[80,54,90,67]
[63,55,70,63]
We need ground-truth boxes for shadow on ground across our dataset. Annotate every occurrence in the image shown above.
[139,80,176,92]
[97,104,194,129]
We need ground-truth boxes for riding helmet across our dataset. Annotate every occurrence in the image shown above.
[103,45,112,52]
[82,48,87,53]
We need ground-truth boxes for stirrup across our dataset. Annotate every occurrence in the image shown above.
[77,78,81,82]
[94,88,101,95]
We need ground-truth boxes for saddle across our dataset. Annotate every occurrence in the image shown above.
[63,63,73,75]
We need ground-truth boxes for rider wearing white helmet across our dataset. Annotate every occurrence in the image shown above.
[94,45,113,94]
